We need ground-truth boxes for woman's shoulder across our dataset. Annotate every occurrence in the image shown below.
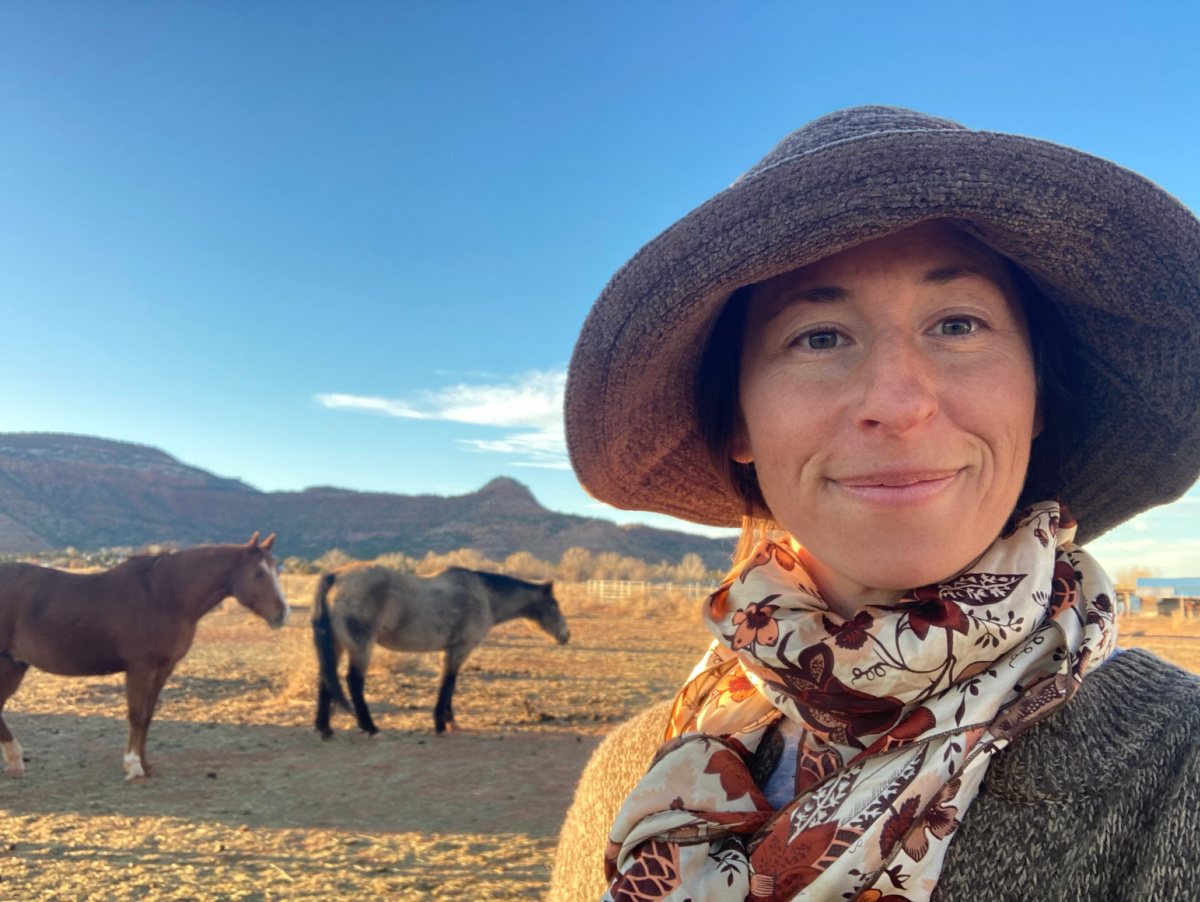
[937,649,1200,900]
[1054,644,1200,739]
[547,701,673,902]
[985,647,1200,801]
[1090,645,1200,699]
[594,698,675,760]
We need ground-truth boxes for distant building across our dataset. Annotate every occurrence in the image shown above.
[1136,577,1200,599]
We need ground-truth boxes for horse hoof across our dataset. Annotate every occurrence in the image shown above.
[319,729,334,741]
[2,741,25,777]
[123,752,148,781]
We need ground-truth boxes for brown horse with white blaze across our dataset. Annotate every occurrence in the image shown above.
[0,532,288,781]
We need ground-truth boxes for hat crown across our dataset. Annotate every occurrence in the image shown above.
[743,105,969,180]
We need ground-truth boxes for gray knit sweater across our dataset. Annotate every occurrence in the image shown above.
[548,649,1200,901]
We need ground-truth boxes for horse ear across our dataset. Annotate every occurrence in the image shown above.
[261,533,276,551]
[247,531,261,547]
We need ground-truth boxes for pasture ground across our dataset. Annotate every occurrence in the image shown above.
[1,577,1198,900]
[0,579,703,900]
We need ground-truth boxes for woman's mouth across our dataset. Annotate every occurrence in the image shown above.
[831,469,963,506]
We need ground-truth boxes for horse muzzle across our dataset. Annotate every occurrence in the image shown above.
[556,627,571,645]
[268,604,291,629]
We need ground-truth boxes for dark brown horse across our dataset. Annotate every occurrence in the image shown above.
[0,532,288,781]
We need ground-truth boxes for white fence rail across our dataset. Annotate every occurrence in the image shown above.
[585,580,718,602]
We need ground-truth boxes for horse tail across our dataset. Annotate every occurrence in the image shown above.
[312,572,350,710]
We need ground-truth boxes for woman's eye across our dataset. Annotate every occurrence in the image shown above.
[939,317,976,336]
[804,330,839,350]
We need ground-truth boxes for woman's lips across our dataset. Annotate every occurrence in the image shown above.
[831,469,963,506]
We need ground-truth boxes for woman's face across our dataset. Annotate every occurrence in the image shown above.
[732,221,1039,612]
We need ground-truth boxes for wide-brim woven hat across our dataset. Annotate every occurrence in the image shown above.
[565,105,1200,544]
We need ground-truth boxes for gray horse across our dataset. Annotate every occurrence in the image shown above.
[312,564,570,736]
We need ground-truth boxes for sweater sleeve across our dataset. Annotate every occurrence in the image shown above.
[547,700,673,902]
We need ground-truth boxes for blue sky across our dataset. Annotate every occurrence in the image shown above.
[2,2,1199,574]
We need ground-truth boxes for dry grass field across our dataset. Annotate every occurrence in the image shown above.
[0,578,706,900]
[1,576,1197,900]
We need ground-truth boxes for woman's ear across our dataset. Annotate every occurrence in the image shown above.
[729,411,754,464]
[730,432,753,464]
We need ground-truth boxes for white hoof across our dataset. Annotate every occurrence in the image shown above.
[123,751,146,781]
[2,740,24,777]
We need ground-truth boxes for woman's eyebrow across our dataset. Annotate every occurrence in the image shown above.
[800,286,848,302]
[922,264,985,285]
[780,285,848,304]
[778,264,987,309]
[758,285,846,335]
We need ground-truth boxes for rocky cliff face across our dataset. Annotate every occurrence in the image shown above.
[0,433,735,568]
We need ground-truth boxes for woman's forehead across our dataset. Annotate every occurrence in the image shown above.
[751,221,1015,311]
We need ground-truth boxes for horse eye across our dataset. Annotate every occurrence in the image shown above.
[254,571,264,579]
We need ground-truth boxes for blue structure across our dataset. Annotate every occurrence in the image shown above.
[1137,577,1200,599]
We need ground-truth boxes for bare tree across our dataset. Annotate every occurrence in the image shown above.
[503,551,555,580]
[673,553,708,583]
[557,547,595,582]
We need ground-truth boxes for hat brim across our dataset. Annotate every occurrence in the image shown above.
[565,128,1200,544]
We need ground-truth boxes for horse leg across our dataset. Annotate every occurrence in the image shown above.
[123,664,173,780]
[314,641,343,740]
[0,655,29,777]
[345,648,379,736]
[434,644,470,734]
[315,681,334,740]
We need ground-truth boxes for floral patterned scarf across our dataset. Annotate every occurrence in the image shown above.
[602,501,1116,902]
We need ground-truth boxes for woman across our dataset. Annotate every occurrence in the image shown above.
[549,107,1200,901]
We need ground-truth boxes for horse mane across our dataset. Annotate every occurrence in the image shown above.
[109,552,169,576]
[110,543,250,575]
[447,568,544,593]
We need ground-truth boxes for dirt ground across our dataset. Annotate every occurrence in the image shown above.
[2,578,1198,901]
[0,579,707,900]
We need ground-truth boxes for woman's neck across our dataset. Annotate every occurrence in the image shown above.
[794,546,906,619]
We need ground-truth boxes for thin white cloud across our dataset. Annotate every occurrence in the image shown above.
[458,431,571,470]
[584,502,741,540]
[315,370,568,468]
[1087,536,1200,577]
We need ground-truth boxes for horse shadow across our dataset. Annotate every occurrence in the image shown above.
[0,710,599,838]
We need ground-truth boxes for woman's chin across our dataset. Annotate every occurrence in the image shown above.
[783,477,1022,597]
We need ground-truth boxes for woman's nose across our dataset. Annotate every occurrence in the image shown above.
[853,337,938,435]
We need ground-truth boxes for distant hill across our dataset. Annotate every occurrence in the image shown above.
[0,433,736,568]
